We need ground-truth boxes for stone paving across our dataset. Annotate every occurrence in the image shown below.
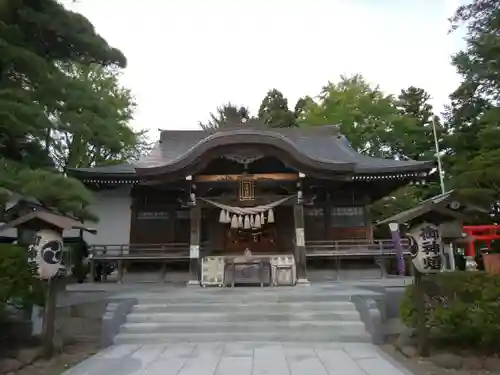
[62,342,414,375]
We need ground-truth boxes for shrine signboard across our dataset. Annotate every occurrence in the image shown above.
[408,222,444,274]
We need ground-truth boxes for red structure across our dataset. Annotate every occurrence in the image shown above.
[462,225,500,257]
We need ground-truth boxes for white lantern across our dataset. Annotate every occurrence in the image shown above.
[28,229,64,279]
[407,222,444,274]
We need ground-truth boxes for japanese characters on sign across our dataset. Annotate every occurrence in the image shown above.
[408,222,443,274]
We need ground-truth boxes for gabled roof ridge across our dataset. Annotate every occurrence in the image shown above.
[158,124,342,140]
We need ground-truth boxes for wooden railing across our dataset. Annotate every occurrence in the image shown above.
[90,242,191,260]
[87,239,409,283]
[305,239,410,258]
[89,239,408,260]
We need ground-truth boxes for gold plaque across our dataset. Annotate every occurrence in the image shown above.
[239,179,255,201]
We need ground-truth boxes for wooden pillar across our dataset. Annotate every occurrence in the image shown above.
[41,278,57,358]
[293,202,309,283]
[325,192,331,239]
[364,201,374,241]
[188,204,201,285]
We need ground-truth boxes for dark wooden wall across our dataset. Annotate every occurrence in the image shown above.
[303,204,373,242]
[275,206,295,252]
[129,185,189,244]
[130,181,375,247]
[130,207,192,244]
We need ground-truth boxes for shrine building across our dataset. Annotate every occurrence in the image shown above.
[68,125,434,285]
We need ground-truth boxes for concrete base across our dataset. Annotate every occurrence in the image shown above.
[465,256,478,271]
[101,298,138,348]
[186,280,201,287]
[296,278,310,285]
[66,342,413,375]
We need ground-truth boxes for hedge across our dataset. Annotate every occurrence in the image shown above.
[0,244,45,319]
[400,271,500,352]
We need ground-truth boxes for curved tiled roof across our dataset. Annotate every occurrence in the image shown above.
[68,125,434,179]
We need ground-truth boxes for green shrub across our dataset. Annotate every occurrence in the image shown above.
[0,244,46,319]
[400,271,500,351]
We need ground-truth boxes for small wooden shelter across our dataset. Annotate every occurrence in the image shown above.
[377,190,489,270]
[0,201,96,244]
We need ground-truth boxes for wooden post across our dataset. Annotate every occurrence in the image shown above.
[324,192,331,238]
[90,258,96,282]
[335,241,341,280]
[41,278,57,359]
[293,203,308,283]
[117,259,124,283]
[379,240,388,278]
[160,262,167,283]
[188,205,201,285]
[414,266,430,357]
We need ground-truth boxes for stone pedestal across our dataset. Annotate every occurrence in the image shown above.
[465,256,478,271]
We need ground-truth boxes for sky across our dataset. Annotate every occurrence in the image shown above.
[65,0,468,133]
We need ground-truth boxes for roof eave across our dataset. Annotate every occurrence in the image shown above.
[355,161,434,175]
[376,190,489,226]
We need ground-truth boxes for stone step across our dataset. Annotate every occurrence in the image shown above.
[135,292,353,304]
[119,320,366,334]
[132,300,357,313]
[126,310,361,323]
[114,330,372,344]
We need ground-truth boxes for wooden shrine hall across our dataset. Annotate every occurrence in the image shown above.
[68,125,434,286]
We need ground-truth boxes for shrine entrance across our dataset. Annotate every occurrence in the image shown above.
[224,224,278,254]
[204,198,294,256]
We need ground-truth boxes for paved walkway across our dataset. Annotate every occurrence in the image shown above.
[62,342,414,375]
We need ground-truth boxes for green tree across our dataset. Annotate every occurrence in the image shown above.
[394,87,445,162]
[293,96,312,122]
[199,102,251,130]
[300,74,406,157]
[371,87,444,220]
[301,77,444,219]
[49,63,146,170]
[445,0,500,209]
[257,89,297,128]
[0,0,127,219]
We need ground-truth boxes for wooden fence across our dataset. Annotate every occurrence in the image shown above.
[305,239,410,258]
[87,239,410,282]
[89,238,408,260]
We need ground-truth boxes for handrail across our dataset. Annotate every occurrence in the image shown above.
[89,242,195,259]
[305,239,410,257]
[88,238,409,260]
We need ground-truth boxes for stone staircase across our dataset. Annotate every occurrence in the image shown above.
[113,286,372,344]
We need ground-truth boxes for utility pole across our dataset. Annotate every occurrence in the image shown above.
[432,116,446,194]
